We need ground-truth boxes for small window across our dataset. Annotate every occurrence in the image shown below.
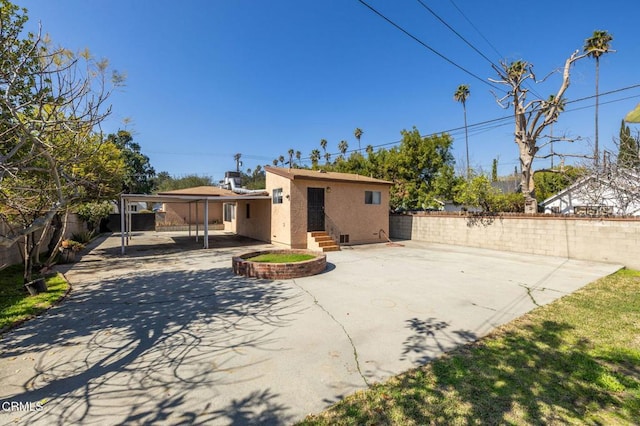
[365,190,381,205]
[223,203,235,222]
[273,188,283,204]
[246,203,251,219]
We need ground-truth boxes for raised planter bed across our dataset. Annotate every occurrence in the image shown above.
[232,250,327,279]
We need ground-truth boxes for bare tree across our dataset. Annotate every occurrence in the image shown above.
[490,50,589,213]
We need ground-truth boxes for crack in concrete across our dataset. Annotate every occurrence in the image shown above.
[519,284,541,307]
[291,280,369,387]
[470,302,499,312]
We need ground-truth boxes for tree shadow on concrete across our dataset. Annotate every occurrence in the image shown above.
[400,317,477,366]
[93,233,268,259]
[0,266,304,425]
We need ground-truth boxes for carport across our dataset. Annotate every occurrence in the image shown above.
[119,192,271,254]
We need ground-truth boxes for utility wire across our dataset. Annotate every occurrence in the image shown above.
[416,0,497,67]
[440,0,542,99]
[448,0,503,59]
[356,0,502,92]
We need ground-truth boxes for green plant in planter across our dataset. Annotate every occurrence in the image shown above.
[61,239,85,252]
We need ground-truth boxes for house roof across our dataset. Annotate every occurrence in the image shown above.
[540,170,640,206]
[265,166,392,185]
[157,186,267,197]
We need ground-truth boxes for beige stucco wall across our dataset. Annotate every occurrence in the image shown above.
[266,173,293,247]
[162,202,223,225]
[390,214,640,270]
[234,199,271,242]
[323,181,390,245]
[266,172,390,248]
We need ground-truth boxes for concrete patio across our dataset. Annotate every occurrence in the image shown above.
[0,232,622,425]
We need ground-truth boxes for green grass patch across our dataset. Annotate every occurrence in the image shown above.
[247,253,316,263]
[0,264,69,331]
[300,269,640,425]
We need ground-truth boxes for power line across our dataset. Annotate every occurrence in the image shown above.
[356,0,502,92]
[416,0,497,68]
[565,83,640,105]
[448,0,503,60]
[439,0,543,99]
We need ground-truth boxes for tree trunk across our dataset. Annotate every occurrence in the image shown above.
[518,135,538,214]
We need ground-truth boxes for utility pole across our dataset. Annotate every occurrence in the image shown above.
[234,153,242,172]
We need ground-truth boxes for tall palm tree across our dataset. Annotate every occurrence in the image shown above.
[365,144,374,157]
[354,128,363,153]
[295,150,301,166]
[454,84,470,179]
[278,155,285,166]
[584,30,613,169]
[324,151,331,165]
[272,158,279,166]
[338,140,348,156]
[310,149,321,169]
[320,138,328,153]
[287,148,294,168]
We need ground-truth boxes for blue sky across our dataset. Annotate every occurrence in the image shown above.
[23,0,640,180]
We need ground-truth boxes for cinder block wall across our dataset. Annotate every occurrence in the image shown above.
[1,214,87,268]
[390,214,640,270]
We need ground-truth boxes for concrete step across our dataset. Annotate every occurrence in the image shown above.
[317,240,337,247]
[314,236,333,243]
[321,245,341,252]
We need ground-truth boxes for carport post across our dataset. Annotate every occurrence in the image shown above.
[188,202,192,237]
[120,196,126,254]
[203,198,209,249]
[195,201,199,242]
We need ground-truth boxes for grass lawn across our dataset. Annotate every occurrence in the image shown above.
[301,269,640,425]
[0,264,69,332]
[247,253,316,263]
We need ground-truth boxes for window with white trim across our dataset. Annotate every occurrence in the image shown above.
[365,190,381,205]
[273,188,283,204]
[223,203,235,222]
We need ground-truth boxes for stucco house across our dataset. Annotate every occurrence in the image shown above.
[265,166,392,249]
[540,172,640,216]
[120,167,392,253]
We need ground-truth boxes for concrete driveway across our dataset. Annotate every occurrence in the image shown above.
[0,232,621,425]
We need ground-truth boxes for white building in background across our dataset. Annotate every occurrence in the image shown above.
[540,171,640,216]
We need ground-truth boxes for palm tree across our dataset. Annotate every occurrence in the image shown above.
[320,138,328,153]
[295,150,301,166]
[365,144,374,157]
[324,151,331,165]
[310,149,321,169]
[338,140,348,156]
[354,128,363,153]
[454,84,470,179]
[272,158,279,166]
[278,155,285,166]
[584,30,613,169]
[287,148,294,168]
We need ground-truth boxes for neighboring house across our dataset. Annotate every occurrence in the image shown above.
[540,172,640,216]
[159,186,239,225]
[111,201,147,214]
[265,166,392,249]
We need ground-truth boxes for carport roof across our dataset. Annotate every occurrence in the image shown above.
[120,191,270,204]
